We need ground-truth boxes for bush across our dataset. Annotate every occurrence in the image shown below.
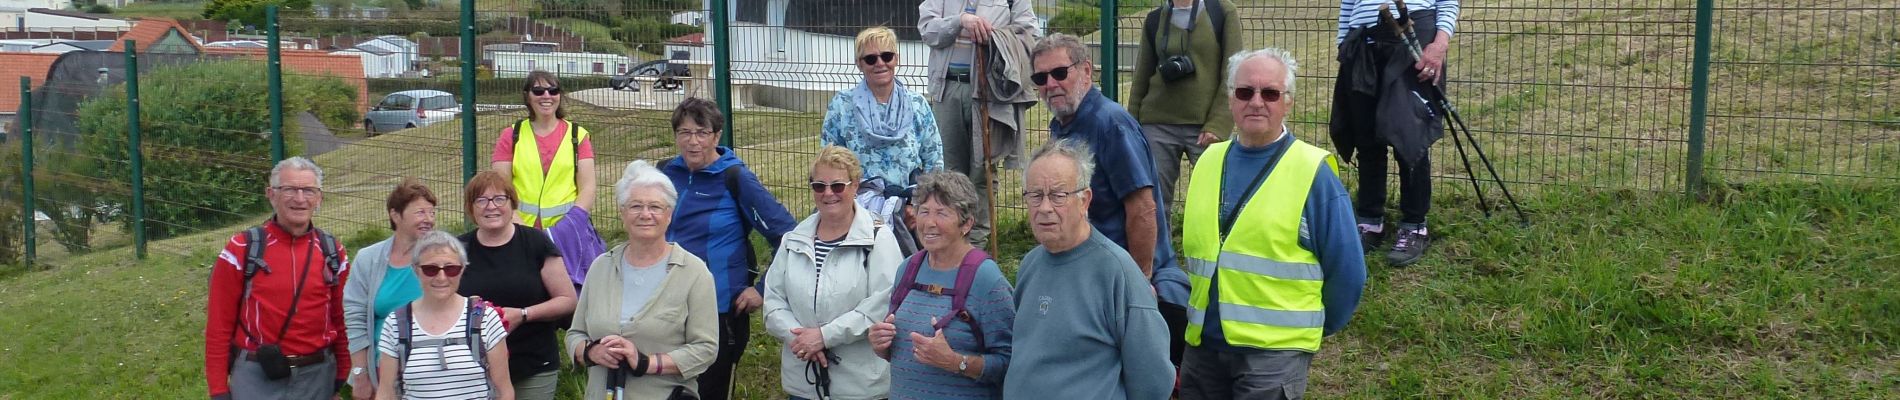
[0,147,19,265]
[202,0,313,28]
[613,17,699,47]
[75,60,359,240]
[280,16,502,36]
[1048,6,1101,38]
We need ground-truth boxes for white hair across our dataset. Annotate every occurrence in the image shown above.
[1027,137,1096,191]
[269,156,324,188]
[1225,47,1300,93]
[410,230,467,265]
[615,160,678,209]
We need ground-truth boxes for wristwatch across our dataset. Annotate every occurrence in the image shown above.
[957,355,970,374]
[349,367,364,379]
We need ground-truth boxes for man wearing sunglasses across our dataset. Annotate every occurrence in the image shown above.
[1178,49,1367,400]
[1031,33,1191,375]
[1330,0,1462,266]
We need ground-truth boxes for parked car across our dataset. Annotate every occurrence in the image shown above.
[365,90,461,135]
[610,51,690,91]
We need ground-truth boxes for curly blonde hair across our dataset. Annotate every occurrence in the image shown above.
[811,146,863,183]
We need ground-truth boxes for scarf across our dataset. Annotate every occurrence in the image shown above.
[848,79,917,146]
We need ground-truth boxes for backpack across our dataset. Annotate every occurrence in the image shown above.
[393,297,492,394]
[235,226,344,339]
[887,248,992,349]
[1144,0,1229,56]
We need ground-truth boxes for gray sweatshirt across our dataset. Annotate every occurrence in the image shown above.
[1004,228,1175,400]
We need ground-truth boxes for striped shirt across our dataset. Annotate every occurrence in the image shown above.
[378,305,507,400]
[1337,0,1461,43]
[812,238,843,275]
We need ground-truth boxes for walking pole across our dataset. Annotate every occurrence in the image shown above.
[976,38,999,256]
[1376,5,1489,217]
[1379,3,1531,225]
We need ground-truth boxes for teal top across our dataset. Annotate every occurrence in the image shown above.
[370,265,423,344]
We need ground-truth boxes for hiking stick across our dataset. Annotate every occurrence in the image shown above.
[1378,5,1489,216]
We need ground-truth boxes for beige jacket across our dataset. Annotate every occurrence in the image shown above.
[565,242,719,400]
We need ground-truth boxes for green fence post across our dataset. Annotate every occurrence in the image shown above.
[18,77,34,268]
[712,0,734,148]
[1686,0,1712,196]
[126,41,147,259]
[461,0,477,182]
[1099,0,1118,101]
[267,5,285,163]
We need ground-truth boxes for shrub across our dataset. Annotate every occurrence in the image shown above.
[613,17,699,47]
[1048,6,1101,38]
[0,146,19,265]
[75,60,359,240]
[202,0,313,28]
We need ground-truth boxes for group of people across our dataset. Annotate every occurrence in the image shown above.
[205,1,1459,399]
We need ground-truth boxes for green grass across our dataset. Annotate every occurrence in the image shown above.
[113,2,207,19]
[3,182,1896,398]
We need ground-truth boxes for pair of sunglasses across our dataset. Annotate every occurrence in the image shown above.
[809,181,850,194]
[860,51,895,66]
[1031,61,1081,86]
[527,86,563,96]
[418,264,465,277]
[1233,87,1285,103]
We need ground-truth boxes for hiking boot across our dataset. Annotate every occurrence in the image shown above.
[1384,225,1430,267]
[1357,222,1387,253]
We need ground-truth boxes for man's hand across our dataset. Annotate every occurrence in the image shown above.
[732,288,764,314]
[1197,131,1221,146]
[959,13,994,43]
[1415,31,1451,83]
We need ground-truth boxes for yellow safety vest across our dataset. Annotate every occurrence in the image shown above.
[509,119,588,228]
[1182,138,1338,352]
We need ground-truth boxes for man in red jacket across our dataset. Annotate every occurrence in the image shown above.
[204,156,352,400]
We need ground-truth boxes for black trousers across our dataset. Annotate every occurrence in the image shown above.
[698,311,751,400]
[1354,141,1433,225]
[1333,14,1444,226]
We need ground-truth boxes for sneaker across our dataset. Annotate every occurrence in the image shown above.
[1385,225,1430,267]
[1357,223,1387,253]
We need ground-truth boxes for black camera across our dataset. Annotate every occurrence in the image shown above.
[1159,55,1197,81]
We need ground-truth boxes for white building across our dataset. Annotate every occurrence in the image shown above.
[489,42,633,78]
[330,35,417,78]
[7,7,130,32]
[679,0,930,112]
[29,38,109,53]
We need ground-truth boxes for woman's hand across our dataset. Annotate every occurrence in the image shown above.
[589,335,636,367]
[789,327,828,367]
[909,318,961,372]
[870,314,897,360]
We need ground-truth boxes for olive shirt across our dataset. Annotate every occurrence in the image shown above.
[1127,0,1246,137]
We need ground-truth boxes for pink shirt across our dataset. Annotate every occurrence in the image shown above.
[492,120,595,171]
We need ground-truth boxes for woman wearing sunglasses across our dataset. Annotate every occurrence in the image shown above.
[566,160,719,400]
[344,177,439,399]
[456,171,578,400]
[373,230,513,400]
[491,70,607,297]
[762,146,905,400]
[821,26,943,190]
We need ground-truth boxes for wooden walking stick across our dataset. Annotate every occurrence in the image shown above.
[976,38,999,256]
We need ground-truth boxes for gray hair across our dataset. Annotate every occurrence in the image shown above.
[1225,47,1300,93]
[615,160,678,209]
[269,156,325,188]
[410,230,467,266]
[1030,33,1093,68]
[911,171,983,227]
[1027,137,1095,191]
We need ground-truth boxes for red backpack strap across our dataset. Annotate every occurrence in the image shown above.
[888,252,929,314]
[933,249,991,348]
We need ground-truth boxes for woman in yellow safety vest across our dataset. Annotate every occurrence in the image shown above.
[491,70,606,295]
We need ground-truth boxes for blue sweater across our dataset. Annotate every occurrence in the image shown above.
[1006,229,1174,400]
[662,147,798,313]
[1202,132,1368,353]
[887,255,1014,400]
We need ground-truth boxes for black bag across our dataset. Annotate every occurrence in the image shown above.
[254,344,293,379]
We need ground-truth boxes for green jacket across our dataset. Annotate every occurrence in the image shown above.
[1128,0,1246,138]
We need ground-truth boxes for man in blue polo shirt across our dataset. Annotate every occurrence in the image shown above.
[1030,33,1193,368]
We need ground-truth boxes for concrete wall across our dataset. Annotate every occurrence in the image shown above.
[491,51,633,78]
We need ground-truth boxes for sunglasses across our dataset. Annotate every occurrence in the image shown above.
[418,263,465,278]
[1233,87,1285,103]
[809,181,851,194]
[527,86,563,96]
[859,51,895,66]
[1031,61,1081,86]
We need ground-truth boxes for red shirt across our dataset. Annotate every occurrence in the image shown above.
[491,119,596,171]
[202,219,351,396]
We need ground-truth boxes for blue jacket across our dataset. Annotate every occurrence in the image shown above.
[663,147,797,313]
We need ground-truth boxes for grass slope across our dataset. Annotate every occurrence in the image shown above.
[2,183,1894,398]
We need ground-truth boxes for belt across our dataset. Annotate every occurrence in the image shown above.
[244,350,329,368]
[945,73,971,83]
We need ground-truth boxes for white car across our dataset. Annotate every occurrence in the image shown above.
[364,90,461,135]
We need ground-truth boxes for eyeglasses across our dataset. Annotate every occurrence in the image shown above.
[1233,87,1285,103]
[1031,61,1082,86]
[417,263,465,277]
[527,86,563,96]
[273,186,322,198]
[809,181,851,194]
[1022,188,1086,207]
[859,51,896,66]
[675,129,717,140]
[623,203,670,216]
[473,195,511,208]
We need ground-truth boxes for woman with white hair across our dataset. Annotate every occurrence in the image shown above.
[566,160,719,399]
[373,230,513,399]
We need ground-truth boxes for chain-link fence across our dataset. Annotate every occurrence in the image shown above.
[7,0,1896,264]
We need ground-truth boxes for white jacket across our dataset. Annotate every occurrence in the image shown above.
[762,204,904,400]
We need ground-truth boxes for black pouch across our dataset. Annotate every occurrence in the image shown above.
[254,344,293,379]
[668,386,699,400]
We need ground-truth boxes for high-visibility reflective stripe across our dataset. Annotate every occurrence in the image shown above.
[1187,303,1325,329]
[517,201,573,220]
[1185,253,1322,281]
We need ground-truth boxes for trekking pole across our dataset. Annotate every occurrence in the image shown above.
[976,37,999,255]
[1376,5,1490,217]
[1380,2,1531,226]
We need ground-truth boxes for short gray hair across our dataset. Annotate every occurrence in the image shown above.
[615,160,678,209]
[269,156,325,188]
[1225,47,1300,93]
[1027,138,1095,191]
[1030,33,1092,68]
[911,171,982,227]
[410,230,467,265]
